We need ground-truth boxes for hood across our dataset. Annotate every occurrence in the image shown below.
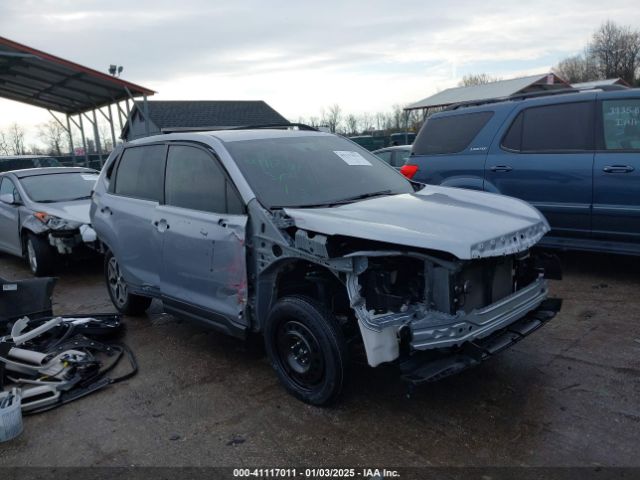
[284,185,549,260]
[31,200,91,224]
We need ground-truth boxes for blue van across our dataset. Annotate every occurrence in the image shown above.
[403,89,640,255]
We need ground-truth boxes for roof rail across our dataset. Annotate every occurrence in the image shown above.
[445,84,630,111]
[161,123,317,134]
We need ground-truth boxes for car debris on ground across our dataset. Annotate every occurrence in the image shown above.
[0,275,136,442]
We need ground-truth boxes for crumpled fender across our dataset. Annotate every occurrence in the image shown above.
[21,215,49,235]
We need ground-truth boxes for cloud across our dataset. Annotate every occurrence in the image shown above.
[1,0,639,138]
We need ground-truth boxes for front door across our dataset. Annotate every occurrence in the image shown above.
[485,100,595,237]
[593,95,640,242]
[159,144,247,326]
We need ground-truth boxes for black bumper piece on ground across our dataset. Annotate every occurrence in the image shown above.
[399,298,562,385]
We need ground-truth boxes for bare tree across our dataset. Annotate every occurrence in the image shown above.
[322,104,342,133]
[589,21,640,84]
[345,114,358,135]
[358,112,373,133]
[38,119,67,156]
[7,123,26,155]
[553,52,600,83]
[458,73,501,87]
[0,130,10,155]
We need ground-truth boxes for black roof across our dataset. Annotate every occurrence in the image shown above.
[123,100,289,137]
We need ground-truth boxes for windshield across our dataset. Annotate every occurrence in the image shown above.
[224,135,413,208]
[0,157,61,173]
[21,172,99,203]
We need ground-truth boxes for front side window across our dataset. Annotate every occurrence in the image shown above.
[165,145,227,213]
[602,99,640,150]
[0,177,19,201]
[502,102,594,152]
[114,145,165,202]
[20,172,98,203]
[413,111,494,155]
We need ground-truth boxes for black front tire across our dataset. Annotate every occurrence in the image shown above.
[104,250,151,316]
[264,296,349,406]
[26,233,56,277]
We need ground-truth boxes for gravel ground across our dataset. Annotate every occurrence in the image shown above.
[0,250,639,468]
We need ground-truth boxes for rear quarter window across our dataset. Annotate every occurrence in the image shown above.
[413,111,494,155]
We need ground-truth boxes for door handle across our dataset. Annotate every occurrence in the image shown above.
[490,165,513,172]
[153,219,170,232]
[217,218,228,228]
[100,206,112,215]
[603,165,634,173]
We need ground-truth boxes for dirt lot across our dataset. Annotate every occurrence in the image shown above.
[1,250,639,467]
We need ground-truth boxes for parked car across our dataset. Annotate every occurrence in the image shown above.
[0,155,61,173]
[91,129,560,405]
[0,167,100,275]
[403,88,640,255]
[372,145,412,169]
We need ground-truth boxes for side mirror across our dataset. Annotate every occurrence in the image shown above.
[0,193,16,205]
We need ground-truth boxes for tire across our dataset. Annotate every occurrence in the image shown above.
[26,233,56,277]
[104,250,151,316]
[264,296,348,406]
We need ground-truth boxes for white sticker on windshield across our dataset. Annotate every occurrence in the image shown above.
[81,174,99,181]
[3,284,17,291]
[334,150,372,166]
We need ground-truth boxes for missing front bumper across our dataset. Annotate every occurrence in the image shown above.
[399,298,562,385]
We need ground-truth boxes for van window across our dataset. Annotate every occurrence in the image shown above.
[413,111,494,155]
[114,145,165,202]
[502,102,594,152]
[602,99,640,150]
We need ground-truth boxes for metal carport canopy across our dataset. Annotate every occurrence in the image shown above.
[0,35,155,114]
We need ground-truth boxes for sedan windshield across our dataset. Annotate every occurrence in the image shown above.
[20,172,99,203]
[224,134,413,208]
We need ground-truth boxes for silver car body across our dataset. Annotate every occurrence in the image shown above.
[0,167,99,258]
[91,130,554,370]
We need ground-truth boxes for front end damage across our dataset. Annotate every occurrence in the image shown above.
[251,200,561,386]
[344,251,561,383]
[22,214,98,255]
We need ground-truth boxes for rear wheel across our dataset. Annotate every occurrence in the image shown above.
[26,233,56,277]
[105,251,151,316]
[264,296,348,406]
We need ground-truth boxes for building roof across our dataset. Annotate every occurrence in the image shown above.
[122,100,289,138]
[405,73,570,111]
[0,36,155,114]
[571,78,630,89]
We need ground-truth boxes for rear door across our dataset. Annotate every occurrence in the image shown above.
[159,144,248,327]
[485,99,595,237]
[97,144,166,294]
[593,93,640,242]
[0,176,22,255]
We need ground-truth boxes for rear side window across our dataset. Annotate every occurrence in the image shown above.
[413,111,494,155]
[502,102,594,152]
[165,145,244,214]
[114,145,165,202]
[602,99,640,150]
[393,149,411,167]
[375,151,392,164]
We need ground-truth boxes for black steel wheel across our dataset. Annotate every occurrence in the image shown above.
[265,296,348,405]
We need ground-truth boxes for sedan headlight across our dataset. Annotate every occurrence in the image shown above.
[33,212,82,230]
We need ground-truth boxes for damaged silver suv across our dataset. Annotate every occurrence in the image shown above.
[91,128,561,405]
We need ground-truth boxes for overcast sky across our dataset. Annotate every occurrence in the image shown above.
[1,0,639,144]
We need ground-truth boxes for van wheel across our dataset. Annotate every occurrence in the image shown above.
[26,234,56,277]
[105,251,151,316]
[264,296,348,406]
